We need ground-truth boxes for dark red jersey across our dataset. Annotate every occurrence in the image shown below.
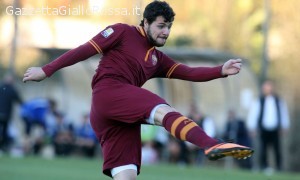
[89,23,177,88]
[43,23,224,88]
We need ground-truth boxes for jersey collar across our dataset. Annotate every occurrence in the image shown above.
[136,26,155,49]
[136,26,146,37]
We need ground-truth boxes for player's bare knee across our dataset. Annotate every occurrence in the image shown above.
[153,105,177,126]
[146,104,177,126]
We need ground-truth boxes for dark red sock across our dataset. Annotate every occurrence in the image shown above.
[162,112,218,149]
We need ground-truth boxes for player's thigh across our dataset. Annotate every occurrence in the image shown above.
[92,82,166,123]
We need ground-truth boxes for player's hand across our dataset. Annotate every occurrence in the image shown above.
[23,67,46,83]
[222,59,242,76]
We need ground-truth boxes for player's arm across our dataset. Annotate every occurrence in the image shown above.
[23,42,97,82]
[158,53,242,82]
[23,24,125,83]
[170,59,241,82]
[167,63,225,82]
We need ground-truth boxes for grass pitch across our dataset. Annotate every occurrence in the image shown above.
[0,156,299,180]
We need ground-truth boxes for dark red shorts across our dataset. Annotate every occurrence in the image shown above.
[90,78,166,177]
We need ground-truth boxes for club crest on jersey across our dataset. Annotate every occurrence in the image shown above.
[101,27,114,38]
[151,55,158,65]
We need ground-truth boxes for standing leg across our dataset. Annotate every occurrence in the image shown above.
[0,120,6,149]
[196,149,206,166]
[22,117,32,136]
[272,130,282,171]
[259,130,268,170]
[0,120,9,151]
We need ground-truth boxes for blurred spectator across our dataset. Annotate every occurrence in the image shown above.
[0,74,22,152]
[167,136,188,165]
[223,109,252,169]
[52,113,74,156]
[142,141,158,165]
[247,80,290,172]
[153,126,168,162]
[74,113,97,158]
[141,125,159,164]
[188,103,216,139]
[20,98,61,155]
[20,98,49,136]
[52,114,75,156]
[187,103,216,166]
[45,99,63,138]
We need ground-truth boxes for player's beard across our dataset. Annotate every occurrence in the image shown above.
[146,28,166,47]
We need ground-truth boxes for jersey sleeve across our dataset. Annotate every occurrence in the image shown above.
[42,42,98,77]
[41,24,126,77]
[88,23,126,54]
[156,51,226,82]
[154,52,177,78]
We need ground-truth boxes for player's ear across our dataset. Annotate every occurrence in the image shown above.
[144,18,149,28]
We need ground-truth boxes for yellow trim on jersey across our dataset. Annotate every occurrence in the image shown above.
[136,26,146,37]
[171,116,187,137]
[180,121,197,140]
[166,63,181,78]
[144,47,155,61]
[89,40,103,54]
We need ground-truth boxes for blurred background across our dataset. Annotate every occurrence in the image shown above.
[1,0,300,177]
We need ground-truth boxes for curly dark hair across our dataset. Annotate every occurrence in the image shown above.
[140,1,175,26]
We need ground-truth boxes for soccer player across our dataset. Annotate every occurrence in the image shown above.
[23,1,253,179]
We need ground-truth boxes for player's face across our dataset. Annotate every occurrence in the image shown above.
[144,16,172,47]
